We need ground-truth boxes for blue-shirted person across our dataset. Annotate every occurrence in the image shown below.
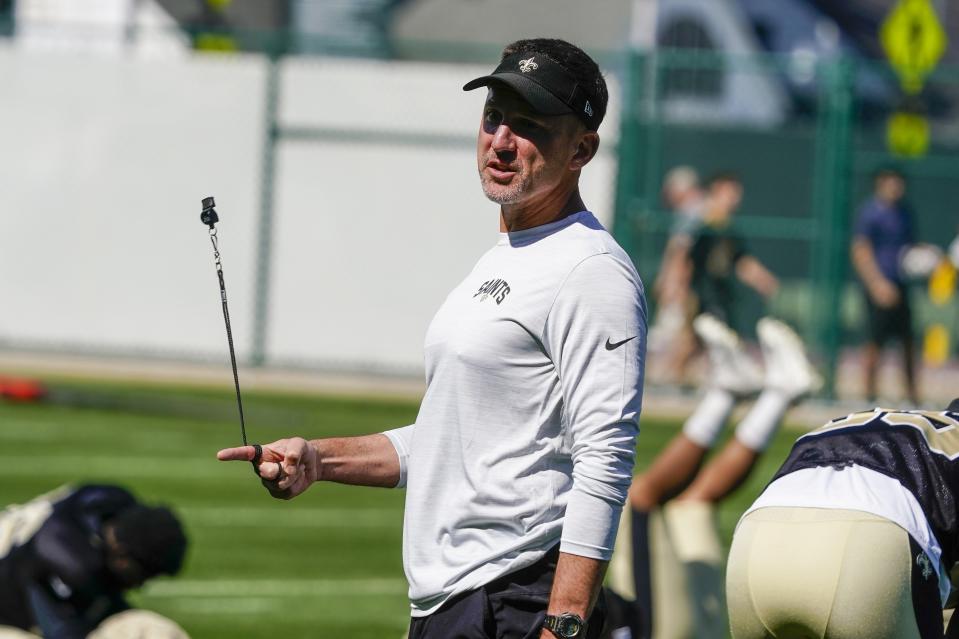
[851,167,918,405]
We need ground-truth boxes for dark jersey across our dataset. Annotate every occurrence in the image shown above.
[773,408,959,569]
[852,197,915,284]
[688,221,748,323]
[0,485,135,638]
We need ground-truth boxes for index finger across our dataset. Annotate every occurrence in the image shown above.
[217,446,257,462]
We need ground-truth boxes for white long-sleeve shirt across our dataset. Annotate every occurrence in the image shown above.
[383,211,647,616]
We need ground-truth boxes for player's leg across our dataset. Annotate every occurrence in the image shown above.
[629,432,712,512]
[669,318,821,637]
[603,508,691,639]
[903,337,919,406]
[863,342,880,403]
[895,293,919,406]
[728,507,926,639]
[818,512,930,639]
[661,501,727,639]
[608,433,709,639]
[631,313,763,510]
[677,317,821,504]
[675,439,758,504]
[862,289,887,403]
[614,396,735,637]
[605,314,759,639]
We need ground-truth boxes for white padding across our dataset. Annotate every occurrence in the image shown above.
[734,389,791,452]
[682,389,736,448]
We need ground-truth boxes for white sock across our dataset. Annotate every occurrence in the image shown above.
[734,388,791,452]
[682,388,737,447]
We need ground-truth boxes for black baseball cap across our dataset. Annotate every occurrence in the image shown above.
[463,51,606,131]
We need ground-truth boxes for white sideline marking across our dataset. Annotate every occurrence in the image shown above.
[143,578,407,598]
[0,456,269,479]
[178,506,400,528]
[159,597,278,614]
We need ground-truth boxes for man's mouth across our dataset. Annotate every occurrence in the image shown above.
[486,161,517,181]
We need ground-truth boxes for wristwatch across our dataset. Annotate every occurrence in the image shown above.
[543,613,587,638]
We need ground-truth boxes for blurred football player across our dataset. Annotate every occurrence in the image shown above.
[0,484,188,639]
[851,167,918,405]
[727,400,959,639]
[650,172,778,389]
[604,315,821,639]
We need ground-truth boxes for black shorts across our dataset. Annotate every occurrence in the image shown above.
[864,285,912,346]
[408,546,607,639]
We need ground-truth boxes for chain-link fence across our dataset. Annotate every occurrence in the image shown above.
[2,9,957,396]
[612,48,959,397]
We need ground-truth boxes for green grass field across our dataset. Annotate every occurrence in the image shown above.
[0,381,802,638]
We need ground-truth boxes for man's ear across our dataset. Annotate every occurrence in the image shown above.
[570,131,600,170]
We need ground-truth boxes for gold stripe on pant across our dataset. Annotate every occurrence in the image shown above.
[727,507,924,639]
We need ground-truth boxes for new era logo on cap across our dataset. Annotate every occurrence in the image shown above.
[518,57,538,73]
[584,101,593,117]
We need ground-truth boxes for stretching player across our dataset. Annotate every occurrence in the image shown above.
[0,610,189,639]
[605,314,821,639]
[728,399,959,639]
[0,485,188,639]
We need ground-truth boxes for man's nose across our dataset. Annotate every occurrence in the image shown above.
[491,124,516,154]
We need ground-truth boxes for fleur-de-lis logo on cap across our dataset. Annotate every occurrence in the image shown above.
[519,57,538,73]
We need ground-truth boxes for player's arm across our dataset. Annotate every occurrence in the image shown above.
[653,235,692,303]
[217,432,403,499]
[851,236,899,307]
[735,255,779,299]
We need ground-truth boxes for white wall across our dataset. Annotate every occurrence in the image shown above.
[0,48,620,374]
[0,47,265,360]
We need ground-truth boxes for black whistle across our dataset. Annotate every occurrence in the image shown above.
[201,196,219,228]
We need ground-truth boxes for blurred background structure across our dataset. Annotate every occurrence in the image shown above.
[2,2,958,638]
[1,0,957,398]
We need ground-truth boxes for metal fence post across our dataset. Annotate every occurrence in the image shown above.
[810,57,854,397]
[251,51,282,367]
[637,51,664,282]
[613,49,645,260]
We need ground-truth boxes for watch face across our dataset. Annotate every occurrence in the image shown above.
[558,617,583,637]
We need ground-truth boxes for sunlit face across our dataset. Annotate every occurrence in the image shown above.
[476,85,581,205]
[876,174,905,204]
[710,180,743,213]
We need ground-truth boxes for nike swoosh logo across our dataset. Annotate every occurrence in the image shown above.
[605,336,637,351]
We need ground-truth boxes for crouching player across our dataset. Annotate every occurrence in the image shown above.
[728,400,959,639]
[605,314,821,639]
[0,485,188,639]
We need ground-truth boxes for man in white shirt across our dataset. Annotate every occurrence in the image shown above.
[218,37,647,639]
